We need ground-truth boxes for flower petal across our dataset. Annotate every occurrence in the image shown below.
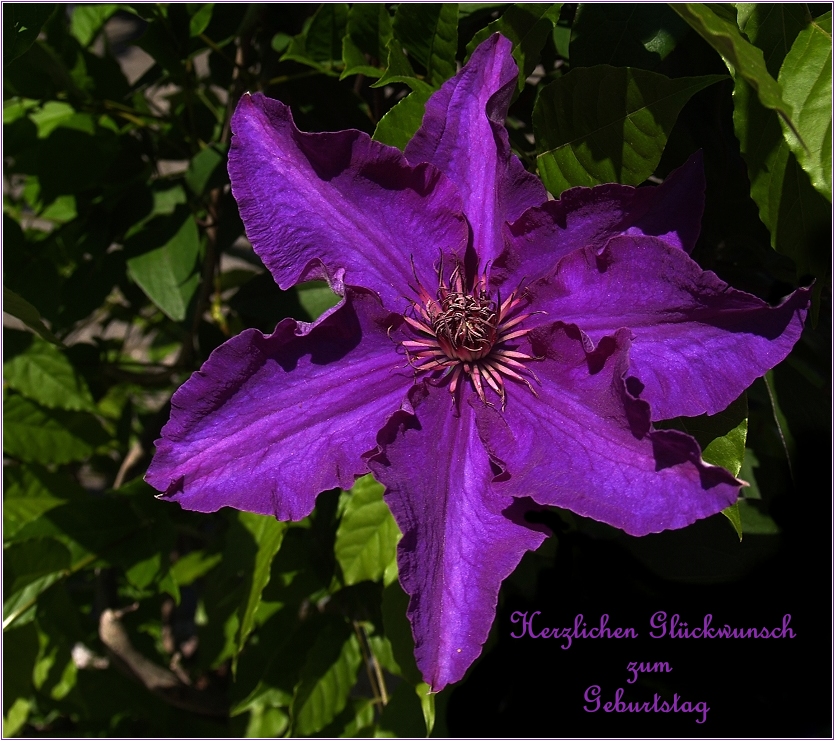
[146,291,412,519]
[477,324,742,536]
[370,383,546,691]
[493,153,706,289]
[228,93,468,309]
[405,34,547,265]
[530,235,810,419]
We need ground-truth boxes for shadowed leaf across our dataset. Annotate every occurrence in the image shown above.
[534,65,725,195]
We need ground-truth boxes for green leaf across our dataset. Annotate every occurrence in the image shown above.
[4,697,31,737]
[313,697,375,737]
[3,287,62,345]
[659,393,749,476]
[4,337,96,412]
[3,621,39,718]
[341,3,393,78]
[296,280,341,321]
[70,4,119,47]
[373,87,431,149]
[670,3,802,142]
[25,100,76,138]
[663,393,750,540]
[334,475,400,585]
[188,3,214,37]
[282,4,349,72]
[392,3,459,87]
[3,465,86,540]
[732,4,831,278]
[466,4,563,89]
[170,550,223,587]
[779,12,832,202]
[658,392,749,540]
[372,38,434,92]
[737,499,781,535]
[3,4,56,65]
[3,538,73,629]
[701,411,748,478]
[4,539,71,597]
[185,144,226,197]
[735,3,808,77]
[571,4,690,70]
[348,3,393,58]
[8,494,138,572]
[291,622,362,736]
[3,395,107,465]
[381,581,423,685]
[234,512,287,670]
[242,703,289,738]
[126,209,201,322]
[763,369,796,470]
[378,680,427,737]
[533,66,726,195]
[721,501,743,540]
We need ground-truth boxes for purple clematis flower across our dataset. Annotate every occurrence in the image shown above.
[146,35,810,691]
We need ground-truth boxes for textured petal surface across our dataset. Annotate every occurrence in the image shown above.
[228,93,468,309]
[477,324,742,536]
[530,235,810,419]
[370,383,546,691]
[493,153,706,290]
[405,34,546,265]
[146,291,411,519]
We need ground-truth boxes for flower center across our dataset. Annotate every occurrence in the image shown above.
[399,259,539,409]
[432,292,498,362]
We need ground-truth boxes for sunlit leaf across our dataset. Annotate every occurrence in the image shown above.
[3,395,107,465]
[721,501,743,540]
[334,475,400,585]
[4,572,65,629]
[659,394,749,477]
[296,280,341,321]
[170,550,223,587]
[534,66,725,195]
[126,209,201,322]
[4,337,96,412]
[70,4,118,47]
[291,622,362,736]
[185,144,226,197]
[242,702,289,738]
[733,4,830,279]
[657,393,749,541]
[234,512,287,670]
[701,411,748,477]
[779,12,832,202]
[188,3,214,37]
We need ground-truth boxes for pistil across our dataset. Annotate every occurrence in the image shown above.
[400,259,540,408]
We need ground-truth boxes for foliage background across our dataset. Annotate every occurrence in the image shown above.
[3,3,831,737]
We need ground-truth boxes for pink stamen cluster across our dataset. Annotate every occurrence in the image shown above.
[401,260,539,409]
